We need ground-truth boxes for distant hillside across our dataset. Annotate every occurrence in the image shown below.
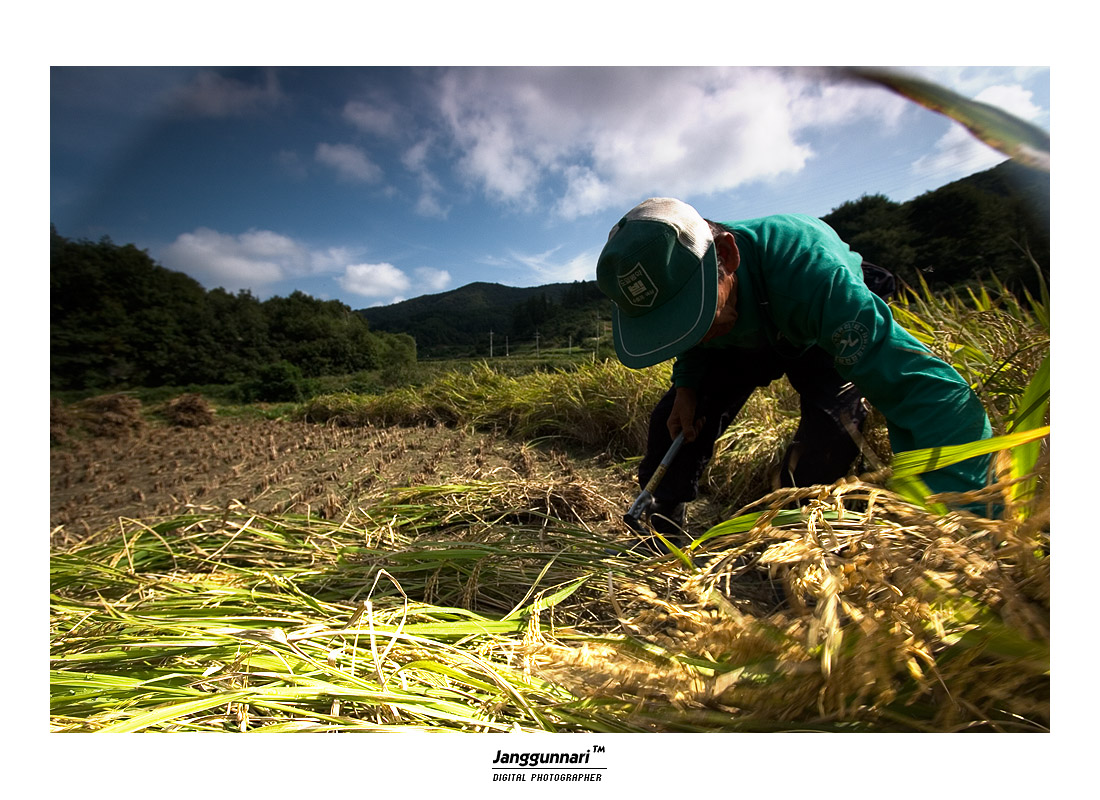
[50,229,417,393]
[359,281,612,359]
[821,160,1048,291]
[360,160,1049,359]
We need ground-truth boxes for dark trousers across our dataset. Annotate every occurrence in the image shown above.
[639,344,868,505]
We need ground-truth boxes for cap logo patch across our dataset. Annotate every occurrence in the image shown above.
[619,262,658,308]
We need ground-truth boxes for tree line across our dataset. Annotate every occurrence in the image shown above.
[50,228,416,395]
[821,160,1049,294]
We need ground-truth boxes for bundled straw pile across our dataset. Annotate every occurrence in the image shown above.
[536,476,1049,731]
[162,393,215,427]
[69,393,145,438]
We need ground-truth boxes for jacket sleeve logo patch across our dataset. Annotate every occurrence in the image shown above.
[831,320,870,365]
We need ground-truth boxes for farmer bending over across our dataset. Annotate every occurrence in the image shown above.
[595,197,992,546]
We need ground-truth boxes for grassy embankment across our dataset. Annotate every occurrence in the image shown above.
[51,277,1050,732]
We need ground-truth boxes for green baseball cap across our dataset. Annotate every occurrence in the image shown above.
[596,198,719,369]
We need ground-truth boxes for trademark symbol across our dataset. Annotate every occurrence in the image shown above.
[593,745,605,753]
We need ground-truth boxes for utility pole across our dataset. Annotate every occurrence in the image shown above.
[489,330,494,358]
[535,330,540,358]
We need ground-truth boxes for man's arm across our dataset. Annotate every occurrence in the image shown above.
[667,386,705,441]
[668,345,719,441]
[775,260,992,495]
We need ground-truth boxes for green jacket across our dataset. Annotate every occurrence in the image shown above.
[671,214,992,495]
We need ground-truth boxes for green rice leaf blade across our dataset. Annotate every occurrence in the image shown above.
[96,690,256,733]
[886,474,947,513]
[1006,356,1050,511]
[843,67,1050,170]
[696,509,806,545]
[515,576,590,618]
[890,427,1050,479]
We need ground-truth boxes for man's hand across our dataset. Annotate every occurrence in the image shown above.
[668,387,704,442]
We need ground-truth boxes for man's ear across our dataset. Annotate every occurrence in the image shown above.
[714,229,740,274]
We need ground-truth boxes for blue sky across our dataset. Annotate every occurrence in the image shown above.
[50,65,1050,310]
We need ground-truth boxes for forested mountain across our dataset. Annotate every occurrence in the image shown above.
[822,160,1049,291]
[50,229,416,393]
[359,281,610,358]
[361,160,1050,358]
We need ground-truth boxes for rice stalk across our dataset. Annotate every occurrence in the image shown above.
[299,359,670,455]
[891,273,1049,427]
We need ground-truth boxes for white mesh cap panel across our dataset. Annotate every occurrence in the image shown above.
[619,198,713,259]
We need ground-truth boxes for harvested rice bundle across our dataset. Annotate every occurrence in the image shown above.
[164,393,215,427]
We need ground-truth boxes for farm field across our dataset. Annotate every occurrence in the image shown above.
[50,410,635,548]
[49,338,1050,733]
[48,274,1051,734]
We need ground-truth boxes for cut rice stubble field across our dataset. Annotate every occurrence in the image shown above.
[49,415,647,549]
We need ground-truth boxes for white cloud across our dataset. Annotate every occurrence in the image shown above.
[789,69,910,130]
[315,142,383,183]
[507,246,601,285]
[974,84,1043,121]
[169,68,284,117]
[556,166,612,219]
[430,66,912,220]
[160,228,353,293]
[160,228,301,290]
[337,262,412,298]
[402,137,450,218]
[344,100,399,138]
[161,227,442,302]
[275,149,308,179]
[311,245,357,274]
[414,193,449,218]
[413,267,452,292]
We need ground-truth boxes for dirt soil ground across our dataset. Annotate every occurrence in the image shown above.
[50,414,648,548]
